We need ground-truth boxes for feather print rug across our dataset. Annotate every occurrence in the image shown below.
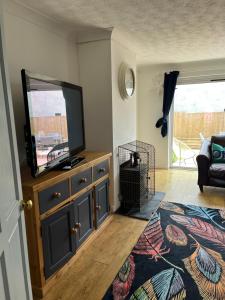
[103,201,225,300]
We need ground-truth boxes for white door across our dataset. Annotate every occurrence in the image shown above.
[0,2,32,300]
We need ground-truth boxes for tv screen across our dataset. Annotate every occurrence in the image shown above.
[21,69,85,177]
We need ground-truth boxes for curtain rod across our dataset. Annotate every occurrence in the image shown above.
[210,78,225,82]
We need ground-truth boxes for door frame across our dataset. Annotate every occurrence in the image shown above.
[169,70,225,169]
[0,1,32,299]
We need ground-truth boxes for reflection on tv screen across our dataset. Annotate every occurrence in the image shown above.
[28,87,69,167]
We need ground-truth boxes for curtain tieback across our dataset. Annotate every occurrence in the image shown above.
[155,116,168,138]
[155,116,167,128]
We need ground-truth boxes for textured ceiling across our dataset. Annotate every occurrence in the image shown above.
[13,0,225,64]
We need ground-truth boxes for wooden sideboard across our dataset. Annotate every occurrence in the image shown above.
[21,151,112,298]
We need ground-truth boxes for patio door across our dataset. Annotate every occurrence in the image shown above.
[171,81,225,168]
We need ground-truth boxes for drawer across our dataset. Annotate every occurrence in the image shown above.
[39,180,70,214]
[71,168,92,194]
[93,160,109,181]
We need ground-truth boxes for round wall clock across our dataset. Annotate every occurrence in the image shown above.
[118,63,135,100]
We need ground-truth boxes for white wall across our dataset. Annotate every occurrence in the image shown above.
[137,64,172,168]
[78,31,137,211]
[137,59,225,168]
[111,38,137,210]
[78,38,113,152]
[3,1,79,163]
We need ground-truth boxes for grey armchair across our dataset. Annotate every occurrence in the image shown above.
[196,135,225,192]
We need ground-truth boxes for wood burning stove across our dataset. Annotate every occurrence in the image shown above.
[119,141,155,213]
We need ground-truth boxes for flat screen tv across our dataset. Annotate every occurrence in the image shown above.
[21,69,85,177]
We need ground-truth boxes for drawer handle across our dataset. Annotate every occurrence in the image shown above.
[99,168,106,173]
[75,222,81,229]
[71,227,77,234]
[96,205,101,211]
[53,192,61,198]
[79,177,87,184]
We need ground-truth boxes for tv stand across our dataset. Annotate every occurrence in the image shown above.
[21,151,112,298]
[58,155,85,170]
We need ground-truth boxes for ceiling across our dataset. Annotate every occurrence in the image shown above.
[14,0,225,64]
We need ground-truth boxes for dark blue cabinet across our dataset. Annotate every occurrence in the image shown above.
[73,191,94,248]
[95,179,109,227]
[41,180,110,279]
[42,192,95,278]
[41,202,76,279]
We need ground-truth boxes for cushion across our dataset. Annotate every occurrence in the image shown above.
[211,135,225,147]
[211,143,225,163]
[209,163,225,180]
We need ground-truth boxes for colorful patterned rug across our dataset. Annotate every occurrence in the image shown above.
[103,201,225,300]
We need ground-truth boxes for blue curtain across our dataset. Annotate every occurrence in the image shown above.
[156,71,179,137]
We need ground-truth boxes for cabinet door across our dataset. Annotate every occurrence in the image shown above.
[95,179,109,227]
[41,202,76,279]
[74,191,94,248]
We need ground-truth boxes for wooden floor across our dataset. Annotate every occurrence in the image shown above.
[39,169,225,300]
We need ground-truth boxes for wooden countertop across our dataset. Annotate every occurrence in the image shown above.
[21,151,112,191]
